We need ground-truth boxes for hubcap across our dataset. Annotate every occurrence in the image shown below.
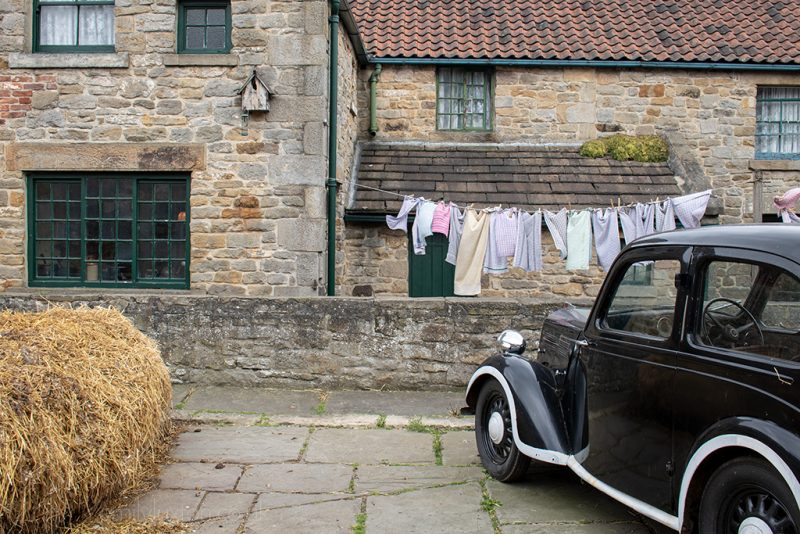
[739,517,774,534]
[488,411,505,444]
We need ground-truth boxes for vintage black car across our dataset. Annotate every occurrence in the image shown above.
[465,225,800,533]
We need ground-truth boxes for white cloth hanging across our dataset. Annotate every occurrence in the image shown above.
[386,196,420,232]
[781,210,800,223]
[566,210,592,270]
[655,199,677,232]
[618,206,639,245]
[673,190,712,229]
[636,202,656,237]
[411,200,436,255]
[592,208,620,271]
[544,208,569,260]
[513,211,543,272]
[445,204,464,265]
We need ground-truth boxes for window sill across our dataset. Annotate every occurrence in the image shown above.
[9,52,129,69]
[749,159,800,171]
[162,54,238,67]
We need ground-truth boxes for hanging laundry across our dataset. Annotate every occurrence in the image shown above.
[592,208,620,271]
[618,206,639,245]
[544,208,569,260]
[484,209,518,274]
[513,211,543,272]
[431,201,451,236]
[636,202,656,237]
[673,190,712,229]
[565,210,592,270]
[445,204,465,265]
[773,187,800,212]
[411,200,436,255]
[781,210,800,224]
[655,199,677,232]
[454,209,491,296]
[386,195,421,232]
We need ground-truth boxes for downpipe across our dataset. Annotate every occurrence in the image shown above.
[326,0,340,296]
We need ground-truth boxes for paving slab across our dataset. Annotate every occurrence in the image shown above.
[172,426,309,463]
[325,390,465,417]
[237,463,354,493]
[244,497,361,533]
[366,482,492,533]
[441,431,481,466]
[355,465,484,494]
[116,489,203,522]
[304,428,435,465]
[185,386,320,415]
[486,470,636,524]
[251,492,355,512]
[160,462,243,491]
[194,492,256,521]
[188,514,246,534]
[502,522,652,533]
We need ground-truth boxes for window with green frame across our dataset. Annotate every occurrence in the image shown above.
[756,87,800,160]
[33,0,115,53]
[436,67,492,131]
[28,174,190,289]
[177,0,231,54]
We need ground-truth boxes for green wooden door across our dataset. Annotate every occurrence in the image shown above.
[408,233,455,297]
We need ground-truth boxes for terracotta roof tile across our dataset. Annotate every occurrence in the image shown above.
[349,0,800,64]
[349,143,681,214]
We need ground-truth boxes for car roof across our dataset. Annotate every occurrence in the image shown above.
[630,224,800,264]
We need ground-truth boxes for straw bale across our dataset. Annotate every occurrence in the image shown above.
[0,306,173,533]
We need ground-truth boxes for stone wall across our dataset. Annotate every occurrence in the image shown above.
[0,0,362,296]
[340,222,607,299]
[0,291,585,389]
[360,65,800,224]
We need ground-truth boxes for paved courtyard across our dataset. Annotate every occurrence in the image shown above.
[117,386,670,533]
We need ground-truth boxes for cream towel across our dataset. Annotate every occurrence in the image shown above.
[454,209,491,296]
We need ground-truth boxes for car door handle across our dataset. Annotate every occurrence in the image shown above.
[573,339,594,348]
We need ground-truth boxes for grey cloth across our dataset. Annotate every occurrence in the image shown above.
[544,208,569,260]
[386,196,420,232]
[565,210,592,271]
[655,199,677,232]
[592,208,620,271]
[673,190,712,229]
[483,210,509,274]
[618,206,639,245]
[512,211,543,272]
[636,203,656,237]
[445,205,465,265]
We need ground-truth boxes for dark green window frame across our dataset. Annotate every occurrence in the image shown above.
[177,0,232,54]
[436,67,493,131]
[27,173,191,289]
[33,0,116,53]
[756,86,800,160]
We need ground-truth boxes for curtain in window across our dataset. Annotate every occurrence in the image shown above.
[757,87,800,156]
[40,6,78,46]
[79,5,114,45]
[39,4,114,46]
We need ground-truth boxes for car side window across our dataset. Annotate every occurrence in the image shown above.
[602,259,682,339]
[699,260,800,361]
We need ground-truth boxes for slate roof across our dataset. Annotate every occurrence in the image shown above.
[349,0,800,64]
[348,144,681,215]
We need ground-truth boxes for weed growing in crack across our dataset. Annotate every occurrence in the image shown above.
[376,414,387,428]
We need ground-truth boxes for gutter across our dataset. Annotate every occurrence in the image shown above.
[368,63,381,136]
[370,57,800,72]
[326,0,340,296]
[338,0,369,66]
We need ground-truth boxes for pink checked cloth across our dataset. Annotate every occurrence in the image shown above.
[774,188,800,212]
[431,202,451,236]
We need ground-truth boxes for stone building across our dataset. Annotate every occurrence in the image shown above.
[1,0,800,301]
[341,0,800,298]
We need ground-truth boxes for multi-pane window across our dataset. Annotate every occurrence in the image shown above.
[34,0,115,53]
[436,67,492,131]
[29,175,190,288]
[178,0,231,54]
[756,87,800,159]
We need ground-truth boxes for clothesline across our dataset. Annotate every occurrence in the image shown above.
[347,180,715,212]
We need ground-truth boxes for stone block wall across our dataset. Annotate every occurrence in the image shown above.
[0,0,359,296]
[0,292,585,389]
[360,65,800,225]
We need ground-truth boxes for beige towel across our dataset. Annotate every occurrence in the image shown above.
[454,209,491,296]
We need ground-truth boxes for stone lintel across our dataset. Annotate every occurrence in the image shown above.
[5,143,206,172]
[162,54,239,67]
[748,159,800,172]
[9,53,130,69]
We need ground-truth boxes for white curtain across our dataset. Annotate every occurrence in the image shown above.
[39,4,114,46]
[757,87,800,156]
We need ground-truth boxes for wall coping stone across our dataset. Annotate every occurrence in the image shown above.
[9,52,130,69]
[749,160,800,171]
[162,54,239,67]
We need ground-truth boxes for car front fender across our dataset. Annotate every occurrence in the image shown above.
[466,354,571,465]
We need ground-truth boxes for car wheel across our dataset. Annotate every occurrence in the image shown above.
[475,379,530,482]
[699,457,800,534]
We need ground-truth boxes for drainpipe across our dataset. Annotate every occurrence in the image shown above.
[326,0,339,296]
[368,63,382,136]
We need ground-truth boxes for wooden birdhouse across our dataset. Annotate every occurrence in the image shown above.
[239,70,273,134]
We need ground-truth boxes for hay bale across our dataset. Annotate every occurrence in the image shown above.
[0,307,173,533]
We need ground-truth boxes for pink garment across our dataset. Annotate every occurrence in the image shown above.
[774,188,800,212]
[431,202,451,236]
